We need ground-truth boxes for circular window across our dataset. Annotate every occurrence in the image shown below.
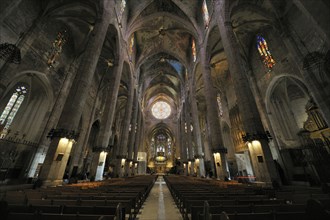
[151,101,171,119]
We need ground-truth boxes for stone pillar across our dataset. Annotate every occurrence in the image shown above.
[116,80,134,177]
[136,114,146,174]
[184,100,195,175]
[214,0,279,184]
[89,151,107,181]
[180,106,188,176]
[73,55,124,176]
[38,7,111,186]
[133,109,142,175]
[28,60,78,177]
[125,90,138,176]
[199,45,227,180]
[88,82,117,180]
[244,66,291,184]
[188,80,206,177]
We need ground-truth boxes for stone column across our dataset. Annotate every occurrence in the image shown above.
[214,0,279,184]
[180,105,188,176]
[89,83,116,181]
[75,56,124,177]
[39,7,111,186]
[27,60,78,177]
[136,112,146,174]
[116,80,134,177]
[184,100,195,175]
[133,109,142,175]
[125,90,138,176]
[188,80,206,177]
[199,45,227,179]
[245,66,291,184]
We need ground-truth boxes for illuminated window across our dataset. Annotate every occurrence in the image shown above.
[129,35,134,62]
[0,85,27,130]
[185,123,194,132]
[157,134,166,141]
[168,139,172,156]
[257,35,275,69]
[202,0,210,28]
[217,93,223,117]
[151,101,171,119]
[192,38,196,62]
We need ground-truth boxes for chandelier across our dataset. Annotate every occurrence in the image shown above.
[0,43,21,64]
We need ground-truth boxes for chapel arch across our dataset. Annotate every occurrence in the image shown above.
[266,76,310,147]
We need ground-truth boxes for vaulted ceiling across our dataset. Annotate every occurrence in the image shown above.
[126,0,203,141]
[39,0,281,141]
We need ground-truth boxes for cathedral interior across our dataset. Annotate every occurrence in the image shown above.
[0,0,330,219]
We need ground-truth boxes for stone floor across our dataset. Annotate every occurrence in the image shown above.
[136,175,183,220]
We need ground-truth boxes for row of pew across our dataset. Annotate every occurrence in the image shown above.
[0,175,157,220]
[164,175,330,220]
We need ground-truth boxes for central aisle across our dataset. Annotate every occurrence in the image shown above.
[137,175,183,220]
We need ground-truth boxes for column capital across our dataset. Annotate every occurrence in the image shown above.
[47,128,79,140]
[92,145,112,152]
[241,131,272,142]
[194,154,204,159]
[116,155,127,159]
[212,148,227,154]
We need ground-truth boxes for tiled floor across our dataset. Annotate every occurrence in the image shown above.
[137,176,183,220]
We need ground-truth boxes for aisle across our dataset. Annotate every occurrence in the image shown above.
[137,175,182,220]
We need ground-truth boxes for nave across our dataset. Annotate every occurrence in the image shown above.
[137,176,182,220]
[1,2,330,219]
[1,174,330,220]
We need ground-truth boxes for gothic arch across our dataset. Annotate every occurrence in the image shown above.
[265,75,311,147]
[0,71,54,141]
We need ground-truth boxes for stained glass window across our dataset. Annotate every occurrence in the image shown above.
[202,0,210,28]
[257,35,275,69]
[192,38,196,62]
[151,101,171,119]
[217,93,223,117]
[129,35,134,62]
[0,85,27,130]
[168,138,172,155]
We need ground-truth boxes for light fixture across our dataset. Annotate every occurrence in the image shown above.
[155,152,166,162]
[106,59,114,67]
